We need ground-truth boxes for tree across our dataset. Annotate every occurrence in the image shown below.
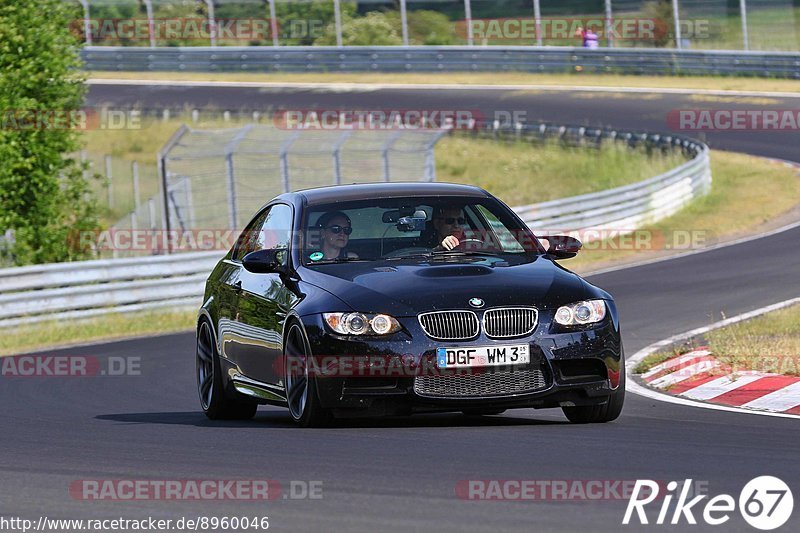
[274,0,358,46]
[0,0,98,265]
[641,0,676,48]
[314,11,403,46]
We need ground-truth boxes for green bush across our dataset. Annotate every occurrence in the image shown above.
[275,0,358,46]
[641,0,676,48]
[314,11,402,46]
[383,9,456,45]
[0,0,99,265]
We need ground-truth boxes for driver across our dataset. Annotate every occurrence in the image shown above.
[432,206,467,251]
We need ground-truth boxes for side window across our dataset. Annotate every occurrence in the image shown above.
[258,204,293,266]
[232,209,270,262]
[475,205,525,253]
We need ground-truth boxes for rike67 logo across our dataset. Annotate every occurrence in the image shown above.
[624,477,793,530]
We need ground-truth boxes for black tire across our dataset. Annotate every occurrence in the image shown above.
[562,362,625,424]
[197,320,257,421]
[462,409,506,416]
[284,322,334,428]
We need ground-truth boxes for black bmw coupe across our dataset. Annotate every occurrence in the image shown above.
[196,182,624,426]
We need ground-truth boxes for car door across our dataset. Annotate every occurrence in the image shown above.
[218,209,270,366]
[233,203,299,387]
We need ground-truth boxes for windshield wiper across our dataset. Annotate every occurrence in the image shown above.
[310,257,371,265]
[431,250,504,257]
[384,253,434,261]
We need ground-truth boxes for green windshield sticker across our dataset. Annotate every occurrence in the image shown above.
[309,252,324,261]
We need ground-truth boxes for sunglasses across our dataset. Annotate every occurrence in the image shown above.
[325,225,353,235]
[438,217,466,225]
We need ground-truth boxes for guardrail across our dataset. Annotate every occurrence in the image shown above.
[504,125,711,232]
[0,122,709,328]
[81,46,800,78]
[0,251,221,328]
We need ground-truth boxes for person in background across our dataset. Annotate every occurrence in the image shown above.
[576,26,600,49]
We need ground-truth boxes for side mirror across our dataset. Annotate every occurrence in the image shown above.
[242,249,282,273]
[544,235,582,259]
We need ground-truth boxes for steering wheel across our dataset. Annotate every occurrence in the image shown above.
[453,238,485,249]
[383,247,432,259]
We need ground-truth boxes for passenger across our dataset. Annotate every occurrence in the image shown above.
[313,211,358,260]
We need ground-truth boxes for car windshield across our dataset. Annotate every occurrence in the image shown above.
[302,195,543,266]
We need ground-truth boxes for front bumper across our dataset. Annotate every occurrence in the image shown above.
[302,311,622,417]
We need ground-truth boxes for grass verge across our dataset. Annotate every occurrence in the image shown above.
[634,304,800,377]
[435,133,685,205]
[0,309,196,357]
[564,151,800,274]
[87,71,800,94]
[707,304,800,376]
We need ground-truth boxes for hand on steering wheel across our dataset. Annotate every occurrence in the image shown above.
[440,235,460,250]
[440,236,483,250]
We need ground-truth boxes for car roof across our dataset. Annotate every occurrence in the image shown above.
[281,182,491,206]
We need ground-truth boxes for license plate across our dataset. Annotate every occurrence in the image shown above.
[436,344,530,369]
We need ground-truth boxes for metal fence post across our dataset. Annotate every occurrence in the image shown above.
[78,0,92,45]
[225,154,238,231]
[533,0,542,46]
[132,161,140,212]
[203,0,216,46]
[104,155,113,209]
[280,131,302,193]
[268,0,279,47]
[464,0,473,46]
[604,0,614,48]
[333,0,343,47]
[156,125,189,254]
[399,0,409,46]
[381,132,402,182]
[740,0,749,51]
[672,0,682,49]
[332,131,352,185]
[142,0,156,48]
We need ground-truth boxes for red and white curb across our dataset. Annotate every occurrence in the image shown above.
[626,296,800,419]
[640,348,800,415]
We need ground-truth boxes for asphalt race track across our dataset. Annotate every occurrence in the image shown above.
[1,84,799,532]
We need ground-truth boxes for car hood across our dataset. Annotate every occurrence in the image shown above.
[298,256,592,317]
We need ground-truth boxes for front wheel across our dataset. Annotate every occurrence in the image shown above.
[197,320,257,420]
[562,363,625,424]
[284,322,334,428]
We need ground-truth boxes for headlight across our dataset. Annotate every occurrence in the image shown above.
[323,312,402,336]
[554,300,606,326]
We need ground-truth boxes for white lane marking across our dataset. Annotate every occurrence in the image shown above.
[641,350,711,380]
[680,373,764,401]
[627,295,800,419]
[742,381,800,412]
[85,78,800,99]
[648,360,719,388]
